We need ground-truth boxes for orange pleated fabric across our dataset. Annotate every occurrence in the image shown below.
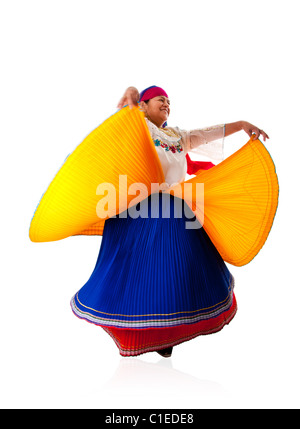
[29,106,278,267]
[29,106,165,242]
[171,135,279,266]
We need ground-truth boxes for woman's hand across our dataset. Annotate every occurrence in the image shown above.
[117,86,139,109]
[241,121,269,142]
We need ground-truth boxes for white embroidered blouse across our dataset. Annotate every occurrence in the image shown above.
[145,118,225,187]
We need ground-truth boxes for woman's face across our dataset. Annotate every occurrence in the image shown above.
[141,96,170,128]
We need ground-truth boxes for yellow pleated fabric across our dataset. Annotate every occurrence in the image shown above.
[171,136,279,266]
[29,106,278,267]
[29,106,165,242]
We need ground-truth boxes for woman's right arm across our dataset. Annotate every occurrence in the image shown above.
[117,87,139,109]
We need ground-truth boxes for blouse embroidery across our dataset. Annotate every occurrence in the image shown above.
[153,138,183,153]
[145,118,184,154]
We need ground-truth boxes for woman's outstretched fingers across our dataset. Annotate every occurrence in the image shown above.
[242,122,269,141]
[260,130,269,141]
[117,96,126,109]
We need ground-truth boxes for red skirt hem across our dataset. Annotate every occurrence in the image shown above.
[101,293,237,356]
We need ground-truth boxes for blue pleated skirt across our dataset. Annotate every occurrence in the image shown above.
[71,193,236,355]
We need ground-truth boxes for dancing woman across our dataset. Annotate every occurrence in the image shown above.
[69,85,277,357]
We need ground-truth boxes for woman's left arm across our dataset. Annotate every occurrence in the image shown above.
[225,121,269,142]
[174,120,269,162]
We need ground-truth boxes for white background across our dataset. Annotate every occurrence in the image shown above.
[1,0,299,409]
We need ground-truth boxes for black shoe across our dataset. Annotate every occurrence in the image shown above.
[156,347,173,358]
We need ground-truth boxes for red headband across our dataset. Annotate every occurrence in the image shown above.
[139,86,169,102]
